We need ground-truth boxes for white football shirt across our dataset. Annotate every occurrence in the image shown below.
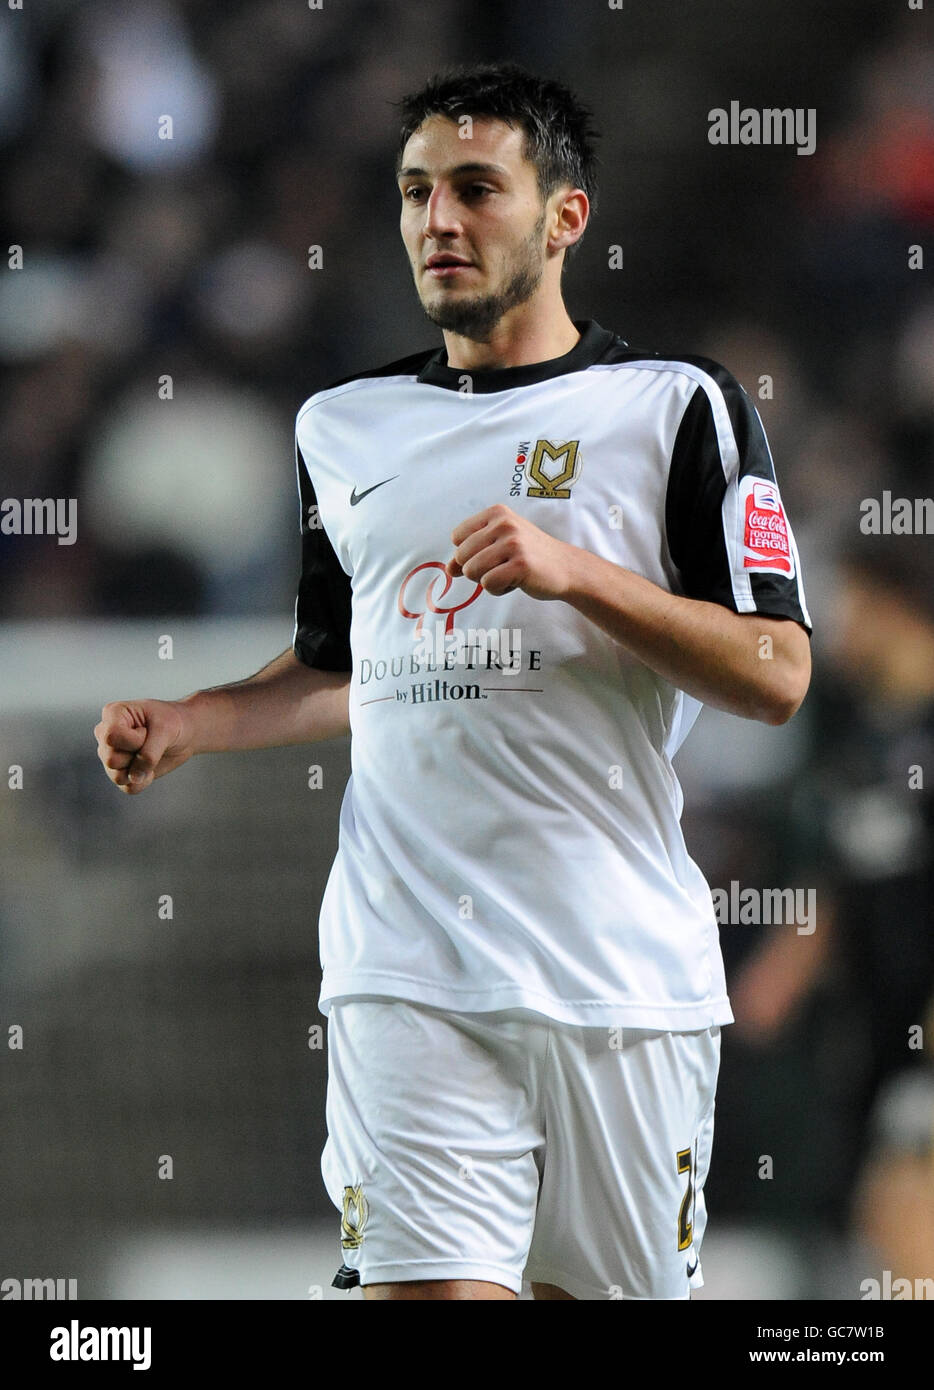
[292,319,811,1027]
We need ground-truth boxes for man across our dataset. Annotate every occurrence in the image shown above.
[95,62,812,1300]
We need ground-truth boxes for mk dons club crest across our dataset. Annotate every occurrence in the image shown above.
[510,439,582,499]
[341,1184,369,1250]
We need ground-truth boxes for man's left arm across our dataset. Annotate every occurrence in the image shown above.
[447,504,811,726]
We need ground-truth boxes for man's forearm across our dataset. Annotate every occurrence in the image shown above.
[448,505,810,724]
[563,548,810,724]
[178,648,351,752]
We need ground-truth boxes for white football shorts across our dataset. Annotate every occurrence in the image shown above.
[321,998,720,1300]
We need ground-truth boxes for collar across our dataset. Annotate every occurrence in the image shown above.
[416,319,622,394]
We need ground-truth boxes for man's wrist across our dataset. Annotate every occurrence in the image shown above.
[562,544,626,611]
[176,689,221,755]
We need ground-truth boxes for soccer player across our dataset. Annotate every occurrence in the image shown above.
[95,62,812,1300]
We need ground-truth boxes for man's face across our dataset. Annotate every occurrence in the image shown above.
[397,115,553,342]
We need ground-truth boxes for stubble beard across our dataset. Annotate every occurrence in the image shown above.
[418,209,547,343]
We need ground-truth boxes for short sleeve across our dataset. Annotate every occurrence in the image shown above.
[665,366,812,634]
[292,438,353,671]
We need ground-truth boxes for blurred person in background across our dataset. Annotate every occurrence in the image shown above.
[708,526,934,1293]
[851,993,934,1294]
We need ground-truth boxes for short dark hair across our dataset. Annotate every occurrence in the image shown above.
[393,61,600,262]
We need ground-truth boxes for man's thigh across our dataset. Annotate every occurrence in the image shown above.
[524,1025,721,1300]
[321,999,548,1296]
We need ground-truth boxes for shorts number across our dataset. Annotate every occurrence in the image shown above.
[676,1148,693,1251]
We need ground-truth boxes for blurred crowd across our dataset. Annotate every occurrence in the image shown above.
[1,0,933,1295]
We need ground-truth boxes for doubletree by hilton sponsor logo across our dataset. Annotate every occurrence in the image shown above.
[353,563,544,708]
[357,624,543,706]
[398,561,483,635]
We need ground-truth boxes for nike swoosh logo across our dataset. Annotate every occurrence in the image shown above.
[687,1260,698,1278]
[350,476,398,506]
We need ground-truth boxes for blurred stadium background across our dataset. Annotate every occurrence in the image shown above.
[1,0,932,1300]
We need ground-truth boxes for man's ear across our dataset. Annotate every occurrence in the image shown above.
[549,188,588,257]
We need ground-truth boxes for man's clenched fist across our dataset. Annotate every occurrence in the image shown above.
[94,699,193,794]
[447,503,575,601]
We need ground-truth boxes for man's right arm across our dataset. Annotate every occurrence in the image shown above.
[94,647,351,795]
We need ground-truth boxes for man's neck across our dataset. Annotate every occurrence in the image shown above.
[442,307,581,372]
